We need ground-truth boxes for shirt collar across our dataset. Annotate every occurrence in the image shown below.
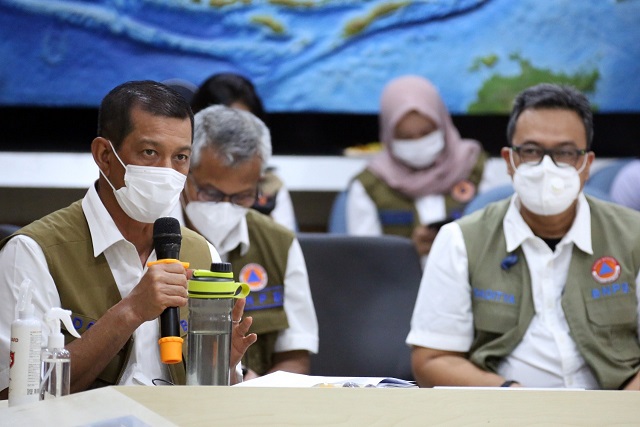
[504,192,592,255]
[82,181,129,257]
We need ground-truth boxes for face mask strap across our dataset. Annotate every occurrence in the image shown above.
[576,152,588,174]
[509,147,518,172]
[98,140,127,193]
[107,140,128,171]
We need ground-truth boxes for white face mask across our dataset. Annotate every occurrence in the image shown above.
[99,141,187,223]
[391,129,445,168]
[185,201,248,253]
[511,153,586,216]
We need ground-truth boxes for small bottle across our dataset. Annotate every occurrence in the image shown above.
[40,308,80,400]
[8,279,41,407]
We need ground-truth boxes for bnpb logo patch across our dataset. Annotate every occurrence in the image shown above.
[591,256,621,283]
[239,263,268,291]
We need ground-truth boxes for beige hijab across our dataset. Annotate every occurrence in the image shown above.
[367,75,482,198]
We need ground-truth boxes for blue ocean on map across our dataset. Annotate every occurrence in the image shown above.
[0,0,638,113]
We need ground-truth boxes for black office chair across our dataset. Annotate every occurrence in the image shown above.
[297,233,423,380]
[0,224,20,240]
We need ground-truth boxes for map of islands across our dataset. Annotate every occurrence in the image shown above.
[468,54,600,114]
[0,0,637,113]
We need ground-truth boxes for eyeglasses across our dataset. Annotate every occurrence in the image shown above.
[511,144,587,167]
[188,174,259,207]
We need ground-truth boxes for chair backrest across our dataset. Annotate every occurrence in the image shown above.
[0,224,20,240]
[297,233,422,380]
[463,184,514,216]
[585,158,634,196]
[327,190,348,234]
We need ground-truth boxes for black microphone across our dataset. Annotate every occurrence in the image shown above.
[153,217,183,364]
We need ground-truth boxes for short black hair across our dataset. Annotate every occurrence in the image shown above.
[190,73,266,122]
[97,80,194,150]
[506,83,594,149]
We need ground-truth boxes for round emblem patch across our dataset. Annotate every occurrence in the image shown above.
[591,256,621,284]
[451,180,476,203]
[239,263,269,291]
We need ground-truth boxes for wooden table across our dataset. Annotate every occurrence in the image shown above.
[3,385,639,426]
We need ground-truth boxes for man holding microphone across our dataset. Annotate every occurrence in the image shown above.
[0,81,256,398]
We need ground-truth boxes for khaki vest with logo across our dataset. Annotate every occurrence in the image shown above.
[0,200,212,387]
[227,209,292,375]
[458,196,640,389]
[356,151,487,237]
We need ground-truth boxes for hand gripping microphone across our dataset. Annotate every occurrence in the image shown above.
[149,217,189,364]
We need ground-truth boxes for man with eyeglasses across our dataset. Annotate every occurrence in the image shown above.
[407,83,640,390]
[173,105,318,380]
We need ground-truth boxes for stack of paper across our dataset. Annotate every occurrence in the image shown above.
[235,371,417,388]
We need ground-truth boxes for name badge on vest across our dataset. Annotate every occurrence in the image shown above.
[379,210,413,226]
[240,263,284,311]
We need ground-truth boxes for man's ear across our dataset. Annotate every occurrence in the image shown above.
[500,146,515,178]
[91,137,112,176]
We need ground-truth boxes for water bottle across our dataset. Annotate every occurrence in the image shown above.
[186,262,250,386]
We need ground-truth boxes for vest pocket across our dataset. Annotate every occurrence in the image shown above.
[585,295,640,361]
[473,300,519,334]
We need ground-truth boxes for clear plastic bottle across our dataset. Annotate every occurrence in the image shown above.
[186,262,250,386]
[40,308,80,400]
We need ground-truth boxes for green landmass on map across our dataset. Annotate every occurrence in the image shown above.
[468,54,599,114]
[343,1,410,37]
[469,54,499,72]
[250,14,287,34]
[269,0,318,7]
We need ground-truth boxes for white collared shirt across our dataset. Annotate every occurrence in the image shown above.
[0,184,220,390]
[406,193,640,389]
[174,208,319,355]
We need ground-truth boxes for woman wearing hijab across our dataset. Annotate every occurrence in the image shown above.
[346,75,488,258]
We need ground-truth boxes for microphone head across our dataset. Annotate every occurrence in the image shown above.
[153,217,182,260]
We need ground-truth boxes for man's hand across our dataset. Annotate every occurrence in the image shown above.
[411,225,439,256]
[124,262,189,324]
[230,298,257,368]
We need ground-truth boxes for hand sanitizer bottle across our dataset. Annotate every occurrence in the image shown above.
[40,308,81,400]
[8,279,41,407]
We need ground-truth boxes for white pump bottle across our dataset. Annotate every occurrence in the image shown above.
[8,279,41,407]
[39,307,81,400]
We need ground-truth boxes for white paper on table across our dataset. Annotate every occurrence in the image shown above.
[234,370,416,388]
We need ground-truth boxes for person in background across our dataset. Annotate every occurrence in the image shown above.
[610,160,640,211]
[346,75,488,261]
[191,72,298,231]
[173,104,318,380]
[0,81,256,399]
[407,83,640,390]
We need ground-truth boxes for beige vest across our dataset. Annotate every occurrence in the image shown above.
[227,209,292,375]
[356,151,487,237]
[1,200,212,387]
[458,196,640,389]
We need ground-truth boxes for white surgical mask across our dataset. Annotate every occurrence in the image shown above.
[511,153,586,216]
[391,129,445,168]
[185,201,248,253]
[99,141,187,223]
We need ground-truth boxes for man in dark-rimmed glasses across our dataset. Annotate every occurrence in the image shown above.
[407,83,640,390]
[175,105,318,381]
